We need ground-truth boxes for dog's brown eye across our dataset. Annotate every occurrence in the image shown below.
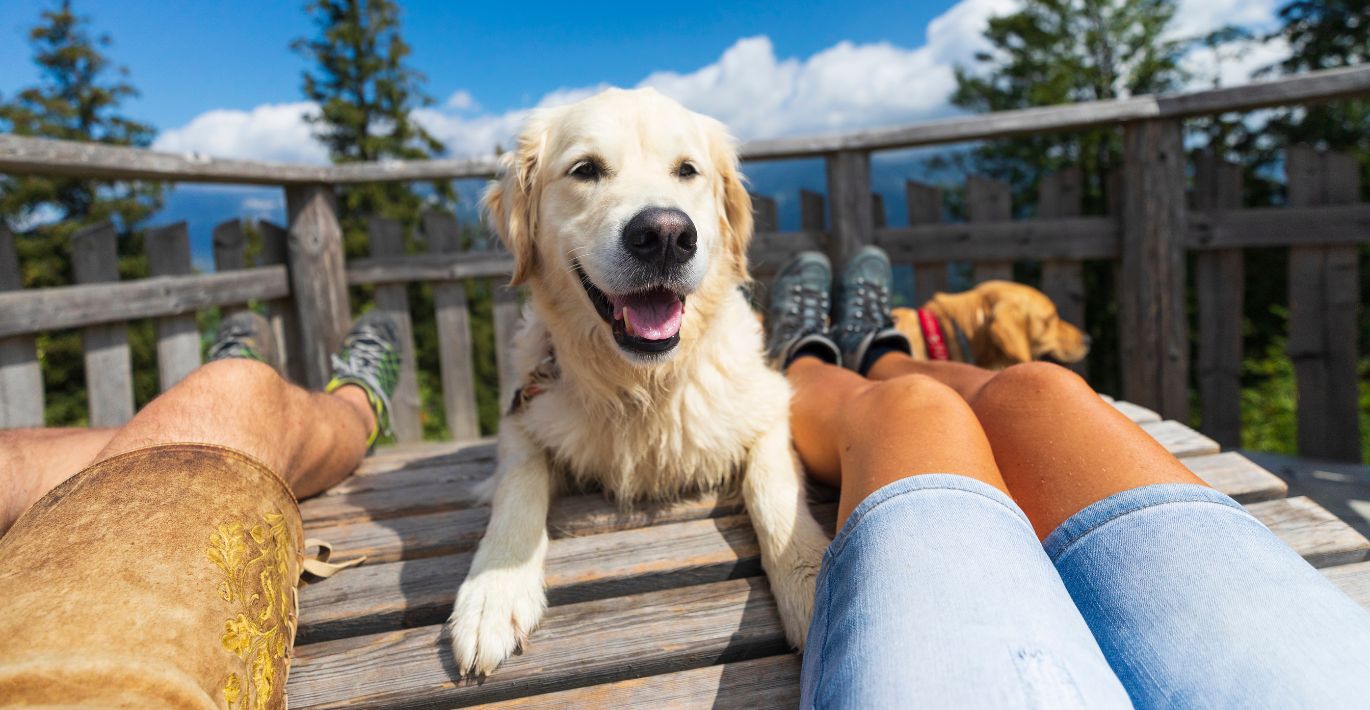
[677,162,698,178]
[569,160,601,180]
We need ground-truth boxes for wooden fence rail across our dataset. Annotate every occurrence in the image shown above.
[0,65,1367,460]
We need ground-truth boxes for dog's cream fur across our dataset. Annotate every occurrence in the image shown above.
[447,88,828,677]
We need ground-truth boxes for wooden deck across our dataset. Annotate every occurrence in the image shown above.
[285,399,1370,708]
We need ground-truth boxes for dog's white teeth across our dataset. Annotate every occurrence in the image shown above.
[623,310,636,336]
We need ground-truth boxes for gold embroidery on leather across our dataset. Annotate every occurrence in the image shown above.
[208,512,296,710]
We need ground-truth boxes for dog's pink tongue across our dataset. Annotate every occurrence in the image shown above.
[612,290,683,340]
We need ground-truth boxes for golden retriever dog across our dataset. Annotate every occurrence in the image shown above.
[447,88,829,677]
[891,280,1089,369]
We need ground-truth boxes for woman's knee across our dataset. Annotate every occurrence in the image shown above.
[845,374,975,431]
[970,361,1092,421]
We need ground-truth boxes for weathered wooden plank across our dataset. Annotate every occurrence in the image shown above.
[368,217,422,443]
[1139,419,1219,459]
[1037,168,1087,376]
[870,192,886,229]
[904,180,947,303]
[1183,451,1287,502]
[491,280,521,410]
[354,439,496,476]
[1247,496,1370,568]
[966,175,1013,282]
[1110,399,1161,423]
[287,577,788,709]
[481,655,802,710]
[1324,561,1370,611]
[301,491,738,565]
[1193,156,1244,448]
[825,150,873,264]
[345,252,515,285]
[0,266,289,339]
[423,211,481,441]
[297,512,769,643]
[70,222,133,426]
[739,65,1370,160]
[747,230,828,279]
[1119,118,1188,420]
[0,225,43,427]
[1186,203,1370,249]
[285,184,351,389]
[145,222,201,391]
[1286,146,1361,462]
[799,189,825,231]
[874,216,1117,264]
[257,220,304,381]
[300,462,493,527]
[749,193,778,234]
[210,218,251,322]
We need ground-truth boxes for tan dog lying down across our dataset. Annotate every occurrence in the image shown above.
[446,88,828,677]
[892,281,1089,369]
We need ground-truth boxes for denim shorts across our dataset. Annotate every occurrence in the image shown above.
[799,474,1370,709]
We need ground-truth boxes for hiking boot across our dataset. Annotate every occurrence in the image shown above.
[325,311,403,447]
[207,311,279,370]
[765,251,840,369]
[831,246,911,372]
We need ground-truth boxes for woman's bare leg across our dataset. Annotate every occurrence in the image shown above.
[786,356,1006,526]
[0,427,116,533]
[864,352,1205,538]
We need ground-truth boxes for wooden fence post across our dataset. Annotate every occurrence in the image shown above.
[490,280,520,412]
[367,217,422,443]
[0,225,43,427]
[825,150,873,265]
[1038,168,1088,376]
[258,221,304,382]
[749,193,778,233]
[422,211,480,440]
[905,180,946,303]
[71,221,134,426]
[1193,156,1244,448]
[146,222,201,391]
[870,193,886,229]
[285,184,350,390]
[212,219,250,320]
[1119,119,1189,420]
[1286,146,1361,462]
[966,175,1013,282]
[800,189,825,231]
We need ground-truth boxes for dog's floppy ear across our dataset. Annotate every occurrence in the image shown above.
[483,111,551,286]
[703,116,753,276]
[985,300,1033,364]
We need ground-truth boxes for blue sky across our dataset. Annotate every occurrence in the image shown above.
[1,0,1287,266]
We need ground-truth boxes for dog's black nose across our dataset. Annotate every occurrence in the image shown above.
[622,207,697,266]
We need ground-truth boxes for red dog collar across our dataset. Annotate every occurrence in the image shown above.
[916,307,950,361]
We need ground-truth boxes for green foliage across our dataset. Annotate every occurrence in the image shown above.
[293,0,454,256]
[0,1,164,426]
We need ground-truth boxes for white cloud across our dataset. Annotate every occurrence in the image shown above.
[155,0,1291,164]
[152,102,326,164]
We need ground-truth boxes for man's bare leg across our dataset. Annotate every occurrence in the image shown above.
[94,358,375,498]
[0,428,115,532]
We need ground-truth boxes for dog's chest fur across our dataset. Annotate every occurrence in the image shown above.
[510,296,790,503]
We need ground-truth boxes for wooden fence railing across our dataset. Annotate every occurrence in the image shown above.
[1,64,1368,460]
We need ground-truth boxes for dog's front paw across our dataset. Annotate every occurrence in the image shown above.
[767,531,828,651]
[447,568,546,678]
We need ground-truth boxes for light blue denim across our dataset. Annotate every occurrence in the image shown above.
[799,474,1370,709]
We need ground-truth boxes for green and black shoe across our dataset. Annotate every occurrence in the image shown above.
[326,312,403,448]
[831,246,911,372]
[765,251,841,369]
[208,311,279,370]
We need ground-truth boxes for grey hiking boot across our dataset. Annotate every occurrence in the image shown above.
[832,246,911,372]
[208,311,279,371]
[326,311,403,448]
[765,251,841,368]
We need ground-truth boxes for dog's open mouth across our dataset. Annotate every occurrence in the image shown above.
[577,264,685,355]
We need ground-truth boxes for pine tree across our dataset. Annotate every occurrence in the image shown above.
[292,0,453,255]
[951,0,1187,213]
[0,1,163,425]
[0,0,163,239]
